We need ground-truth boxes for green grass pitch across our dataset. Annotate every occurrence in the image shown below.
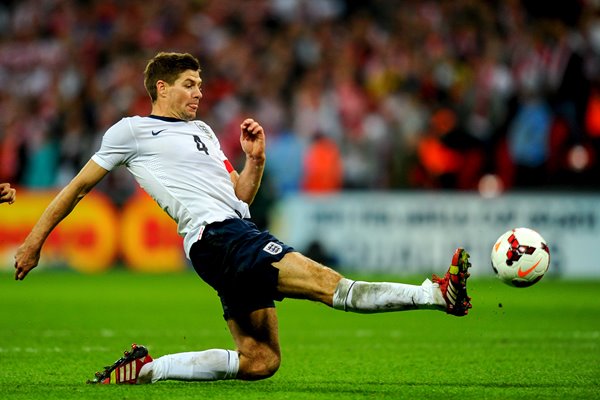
[0,270,598,400]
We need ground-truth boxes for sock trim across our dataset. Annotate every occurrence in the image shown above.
[344,280,356,311]
[224,350,239,380]
[333,278,356,312]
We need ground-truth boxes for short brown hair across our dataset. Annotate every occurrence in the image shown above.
[143,52,201,102]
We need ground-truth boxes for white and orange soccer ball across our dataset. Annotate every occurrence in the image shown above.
[491,228,550,288]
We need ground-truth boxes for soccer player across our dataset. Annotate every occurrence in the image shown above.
[13,52,472,385]
[0,183,16,204]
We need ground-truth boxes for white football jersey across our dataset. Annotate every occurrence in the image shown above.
[91,115,250,257]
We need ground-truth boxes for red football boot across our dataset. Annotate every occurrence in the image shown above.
[87,344,153,384]
[432,248,472,316]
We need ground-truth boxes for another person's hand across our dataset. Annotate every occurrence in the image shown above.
[0,183,16,204]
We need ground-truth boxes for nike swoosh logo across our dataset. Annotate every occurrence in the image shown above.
[518,259,542,277]
[152,129,166,136]
[494,241,501,252]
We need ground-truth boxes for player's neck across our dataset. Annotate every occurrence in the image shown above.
[150,104,192,121]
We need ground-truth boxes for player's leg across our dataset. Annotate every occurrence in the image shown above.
[88,343,239,384]
[226,307,281,380]
[137,347,239,383]
[274,251,442,311]
[274,251,342,305]
[274,248,472,316]
[135,308,279,383]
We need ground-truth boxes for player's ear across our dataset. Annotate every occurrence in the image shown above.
[156,80,168,98]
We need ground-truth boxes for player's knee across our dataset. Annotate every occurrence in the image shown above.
[255,353,280,379]
[240,349,280,380]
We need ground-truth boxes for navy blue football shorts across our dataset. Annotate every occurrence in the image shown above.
[189,218,294,320]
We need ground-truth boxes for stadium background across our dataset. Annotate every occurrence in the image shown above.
[1,0,599,277]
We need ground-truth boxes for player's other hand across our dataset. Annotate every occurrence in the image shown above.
[0,183,16,204]
[14,243,41,281]
[240,118,266,163]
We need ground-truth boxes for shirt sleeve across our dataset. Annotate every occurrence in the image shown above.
[91,118,137,171]
[223,159,234,173]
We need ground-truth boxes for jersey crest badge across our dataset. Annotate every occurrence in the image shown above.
[263,242,283,255]
[194,122,213,138]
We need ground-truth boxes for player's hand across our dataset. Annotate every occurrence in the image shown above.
[14,243,41,281]
[240,118,266,164]
[0,183,16,204]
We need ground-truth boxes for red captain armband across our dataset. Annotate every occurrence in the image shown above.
[224,159,235,173]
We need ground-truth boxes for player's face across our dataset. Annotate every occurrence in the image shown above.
[163,70,202,121]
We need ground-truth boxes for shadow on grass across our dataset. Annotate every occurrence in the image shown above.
[2,378,596,400]
[152,378,597,395]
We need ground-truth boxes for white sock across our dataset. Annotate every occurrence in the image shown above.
[332,278,446,313]
[138,349,239,383]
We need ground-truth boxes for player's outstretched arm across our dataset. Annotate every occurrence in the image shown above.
[232,118,266,205]
[0,182,16,204]
[14,160,109,281]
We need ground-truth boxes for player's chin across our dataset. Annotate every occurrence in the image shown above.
[184,108,198,120]
[182,110,197,121]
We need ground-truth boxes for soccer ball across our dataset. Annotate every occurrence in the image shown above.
[491,228,550,287]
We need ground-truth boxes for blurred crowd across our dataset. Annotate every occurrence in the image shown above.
[1,0,600,205]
